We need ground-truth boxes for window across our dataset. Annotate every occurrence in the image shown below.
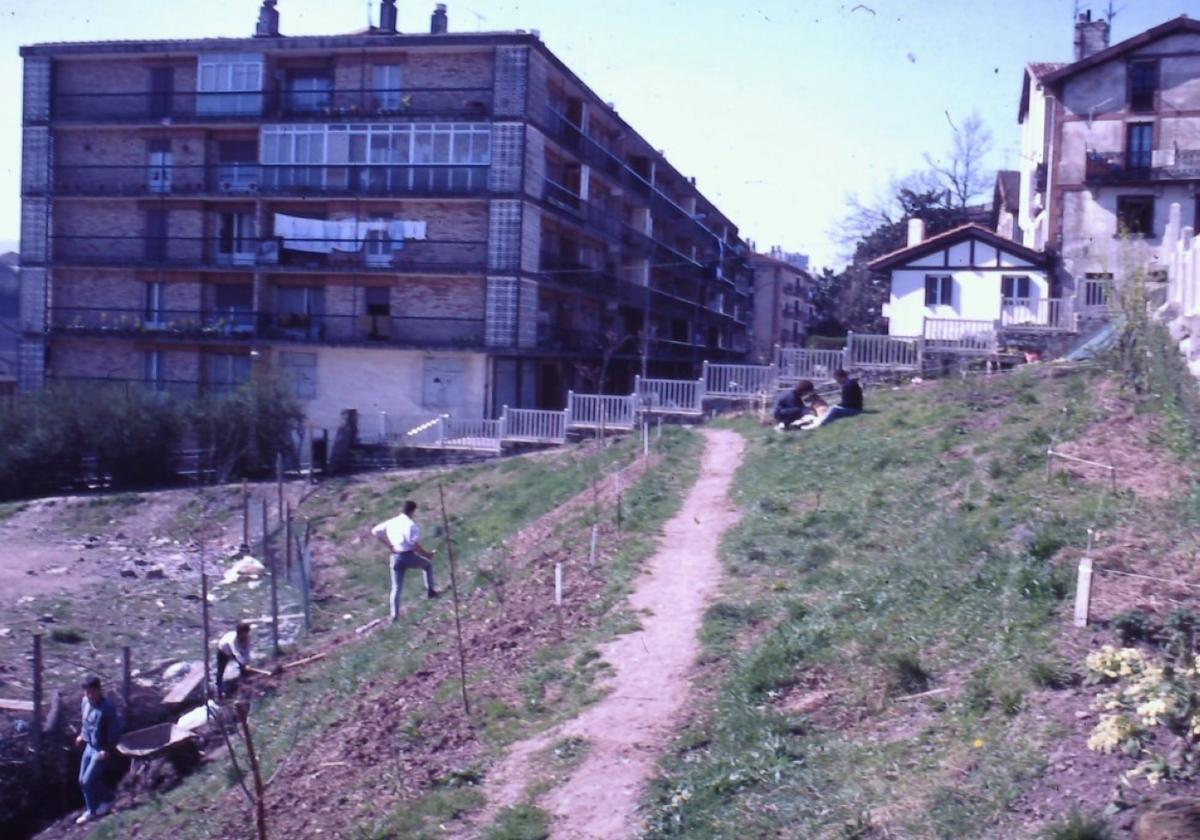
[924,274,952,306]
[218,212,255,263]
[279,351,317,400]
[149,67,174,118]
[365,214,394,266]
[373,65,402,110]
[289,74,332,114]
[145,209,168,262]
[1117,195,1155,237]
[147,139,172,194]
[217,140,258,192]
[213,283,255,332]
[196,53,263,115]
[144,282,165,323]
[277,286,325,316]
[1130,61,1158,112]
[1001,275,1031,301]
[1126,122,1153,171]
[207,353,251,392]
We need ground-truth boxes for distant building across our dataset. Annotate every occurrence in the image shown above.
[18,0,752,427]
[748,247,812,363]
[1018,12,1200,312]
[0,254,17,398]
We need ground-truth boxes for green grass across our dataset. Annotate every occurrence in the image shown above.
[484,805,551,840]
[642,363,1192,838]
[86,428,704,839]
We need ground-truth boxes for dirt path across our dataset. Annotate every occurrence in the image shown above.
[478,428,745,839]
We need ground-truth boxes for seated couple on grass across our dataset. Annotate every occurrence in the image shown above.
[773,370,863,431]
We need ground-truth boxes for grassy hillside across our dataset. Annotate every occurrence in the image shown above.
[643,355,1200,838]
[75,428,704,840]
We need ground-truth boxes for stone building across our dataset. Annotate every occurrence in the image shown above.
[747,248,811,363]
[1017,12,1200,312]
[18,0,752,429]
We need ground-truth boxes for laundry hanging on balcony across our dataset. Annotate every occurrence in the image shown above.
[273,213,428,254]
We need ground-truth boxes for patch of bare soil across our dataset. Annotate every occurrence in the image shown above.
[468,429,745,840]
[1051,378,1190,501]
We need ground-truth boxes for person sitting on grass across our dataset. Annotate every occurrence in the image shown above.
[824,369,863,423]
[773,380,815,430]
[797,390,831,429]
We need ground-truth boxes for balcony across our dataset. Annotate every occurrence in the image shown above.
[49,306,485,349]
[540,107,624,178]
[48,236,488,274]
[47,164,491,198]
[49,87,494,124]
[1084,149,1200,183]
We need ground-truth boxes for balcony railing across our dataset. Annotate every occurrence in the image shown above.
[48,236,488,274]
[49,306,485,349]
[49,164,491,198]
[1000,297,1075,331]
[1084,149,1200,183]
[49,87,494,123]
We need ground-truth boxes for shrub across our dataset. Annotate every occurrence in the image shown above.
[887,652,932,696]
[1111,610,1154,644]
[1040,809,1113,840]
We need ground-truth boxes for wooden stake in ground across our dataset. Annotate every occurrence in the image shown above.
[284,502,292,580]
[263,499,280,656]
[122,646,131,714]
[276,452,284,525]
[436,480,471,716]
[554,561,564,638]
[31,633,42,782]
[241,480,249,551]
[200,517,213,712]
[588,523,598,567]
[236,702,269,840]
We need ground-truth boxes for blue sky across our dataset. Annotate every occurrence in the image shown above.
[0,0,1191,267]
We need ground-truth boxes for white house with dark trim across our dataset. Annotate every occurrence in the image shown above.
[870,222,1066,350]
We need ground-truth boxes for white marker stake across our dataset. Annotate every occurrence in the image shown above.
[589,524,598,566]
[1074,557,1094,628]
[643,421,649,457]
[555,562,563,607]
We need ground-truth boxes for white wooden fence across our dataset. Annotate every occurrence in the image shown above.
[923,318,998,354]
[703,361,777,397]
[1000,298,1075,332]
[566,391,638,430]
[442,417,503,452]
[635,375,705,415]
[776,347,844,383]
[846,332,923,370]
[499,407,568,444]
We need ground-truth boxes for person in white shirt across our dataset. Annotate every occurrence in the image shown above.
[215,621,253,699]
[371,500,439,622]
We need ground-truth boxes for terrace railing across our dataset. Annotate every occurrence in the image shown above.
[846,332,923,370]
[922,318,998,354]
[1000,298,1075,332]
[566,392,638,430]
[776,347,844,383]
[49,306,485,350]
[499,407,568,444]
[50,87,493,123]
[48,164,490,198]
[703,361,777,398]
[634,375,705,415]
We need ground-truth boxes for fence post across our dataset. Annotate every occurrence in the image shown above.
[917,334,926,370]
[299,544,312,632]
[122,645,132,714]
[1073,557,1094,628]
[438,415,447,449]
[32,634,42,782]
[843,331,854,371]
[285,502,292,579]
[499,405,509,440]
[564,391,574,431]
[263,499,279,656]
[701,360,709,396]
[241,480,249,552]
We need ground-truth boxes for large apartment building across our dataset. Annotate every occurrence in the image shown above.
[747,248,811,363]
[18,0,752,429]
[1017,12,1200,311]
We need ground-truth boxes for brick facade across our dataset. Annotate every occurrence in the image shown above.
[23,22,752,413]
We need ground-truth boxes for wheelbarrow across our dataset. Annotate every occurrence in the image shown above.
[117,722,199,800]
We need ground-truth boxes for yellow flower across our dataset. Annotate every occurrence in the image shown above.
[1088,714,1138,754]
[973,738,985,748]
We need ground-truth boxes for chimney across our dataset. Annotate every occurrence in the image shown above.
[907,218,925,247]
[379,0,398,33]
[255,0,280,37]
[431,3,448,34]
[1074,10,1110,61]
